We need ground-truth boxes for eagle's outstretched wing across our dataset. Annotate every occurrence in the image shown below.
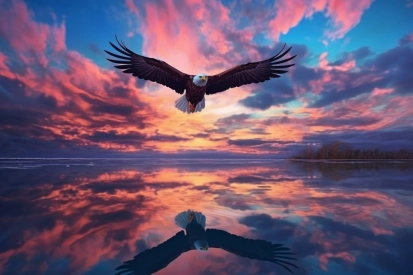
[205,229,298,273]
[206,44,296,95]
[114,231,192,275]
[105,36,190,94]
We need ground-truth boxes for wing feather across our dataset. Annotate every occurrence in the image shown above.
[105,36,189,94]
[114,231,192,275]
[206,44,296,95]
[206,229,298,273]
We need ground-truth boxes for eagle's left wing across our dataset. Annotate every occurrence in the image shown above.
[114,231,192,275]
[205,229,298,273]
[206,44,296,95]
[105,36,190,95]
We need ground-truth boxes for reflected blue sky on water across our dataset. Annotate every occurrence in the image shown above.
[0,159,412,275]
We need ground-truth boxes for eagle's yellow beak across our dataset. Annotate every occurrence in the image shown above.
[200,75,206,81]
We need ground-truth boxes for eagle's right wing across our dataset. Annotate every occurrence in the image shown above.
[206,44,296,95]
[105,36,190,94]
[206,229,298,273]
[114,230,192,275]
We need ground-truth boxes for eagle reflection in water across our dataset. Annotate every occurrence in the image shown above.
[114,210,298,275]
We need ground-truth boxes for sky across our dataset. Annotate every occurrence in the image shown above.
[0,0,413,158]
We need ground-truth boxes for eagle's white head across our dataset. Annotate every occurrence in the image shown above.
[193,73,208,87]
[194,239,209,252]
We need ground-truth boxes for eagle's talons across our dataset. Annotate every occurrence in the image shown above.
[189,102,195,113]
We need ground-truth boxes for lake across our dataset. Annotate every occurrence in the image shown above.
[0,158,412,275]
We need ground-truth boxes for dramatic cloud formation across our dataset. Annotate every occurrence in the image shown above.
[0,0,412,158]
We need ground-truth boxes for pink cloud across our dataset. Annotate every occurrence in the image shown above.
[269,0,308,40]
[0,52,15,79]
[319,252,355,271]
[137,1,232,72]
[51,21,66,52]
[319,52,356,71]
[268,0,373,41]
[371,88,394,97]
[306,69,346,95]
[124,0,262,76]
[311,0,329,12]
[325,0,374,39]
[0,0,65,66]
[125,0,140,16]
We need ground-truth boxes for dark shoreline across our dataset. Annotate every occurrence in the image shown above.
[289,158,413,162]
[292,141,413,160]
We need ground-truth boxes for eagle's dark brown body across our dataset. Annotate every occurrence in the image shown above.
[185,78,206,112]
[185,216,207,249]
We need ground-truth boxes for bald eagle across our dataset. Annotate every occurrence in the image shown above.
[105,36,296,113]
[114,210,298,275]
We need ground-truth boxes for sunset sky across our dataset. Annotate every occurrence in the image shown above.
[1,0,412,158]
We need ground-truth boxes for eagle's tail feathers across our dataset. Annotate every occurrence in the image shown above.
[193,211,206,228]
[174,95,190,114]
[194,97,206,112]
[174,210,206,229]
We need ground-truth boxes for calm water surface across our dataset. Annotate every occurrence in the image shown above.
[0,159,412,275]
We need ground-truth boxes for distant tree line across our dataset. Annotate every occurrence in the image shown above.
[292,141,413,159]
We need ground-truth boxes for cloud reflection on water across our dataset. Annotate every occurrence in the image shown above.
[0,159,412,274]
